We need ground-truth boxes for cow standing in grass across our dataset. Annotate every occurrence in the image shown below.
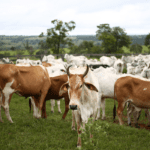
[0,64,51,123]
[29,74,70,119]
[114,76,150,126]
[59,65,99,148]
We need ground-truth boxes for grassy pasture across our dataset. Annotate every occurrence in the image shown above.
[1,94,150,149]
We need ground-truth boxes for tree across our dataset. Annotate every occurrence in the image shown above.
[78,41,94,53]
[98,31,116,53]
[44,19,75,54]
[130,43,142,53]
[96,24,132,53]
[90,45,103,54]
[28,46,35,55]
[111,27,132,52]
[69,44,81,54]
[144,33,150,46]
[23,40,30,50]
[10,46,15,51]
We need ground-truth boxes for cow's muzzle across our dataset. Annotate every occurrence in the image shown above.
[69,105,77,110]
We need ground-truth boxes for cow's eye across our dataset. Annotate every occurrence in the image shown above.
[79,85,82,88]
[67,85,70,89]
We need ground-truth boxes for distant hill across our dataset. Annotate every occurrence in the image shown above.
[0,34,147,51]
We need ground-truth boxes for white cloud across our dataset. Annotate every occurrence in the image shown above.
[0,0,150,35]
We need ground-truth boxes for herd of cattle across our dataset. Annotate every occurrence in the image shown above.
[1,53,150,147]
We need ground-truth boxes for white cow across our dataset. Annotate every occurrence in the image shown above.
[59,65,99,148]
[113,59,124,74]
[93,67,150,127]
[100,56,116,67]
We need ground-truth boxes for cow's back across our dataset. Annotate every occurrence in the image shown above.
[115,76,150,108]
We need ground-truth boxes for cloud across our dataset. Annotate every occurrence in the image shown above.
[0,0,150,35]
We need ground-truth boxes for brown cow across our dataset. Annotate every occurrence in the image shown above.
[114,76,150,126]
[59,65,99,148]
[0,64,51,123]
[29,74,70,119]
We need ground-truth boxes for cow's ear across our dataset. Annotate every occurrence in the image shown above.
[59,82,69,96]
[85,82,98,92]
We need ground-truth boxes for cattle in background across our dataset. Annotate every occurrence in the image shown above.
[113,59,124,74]
[29,65,66,116]
[29,74,70,119]
[42,62,52,67]
[0,58,14,64]
[59,65,99,148]
[0,64,51,123]
[121,55,135,68]
[100,56,116,67]
[114,76,150,126]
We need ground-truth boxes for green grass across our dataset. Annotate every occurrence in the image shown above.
[0,95,150,149]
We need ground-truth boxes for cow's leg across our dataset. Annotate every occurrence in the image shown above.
[62,96,69,119]
[2,80,15,123]
[117,102,125,125]
[31,97,41,119]
[74,111,82,148]
[127,104,134,127]
[72,110,76,130]
[101,98,106,120]
[57,100,62,113]
[96,94,101,120]
[132,109,140,128]
[42,101,47,118]
[51,99,55,113]
[39,92,49,118]
[3,93,13,123]
[0,91,3,123]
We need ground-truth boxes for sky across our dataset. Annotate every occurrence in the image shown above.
[0,0,150,36]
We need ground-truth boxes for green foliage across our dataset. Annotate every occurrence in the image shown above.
[23,40,30,50]
[98,32,116,53]
[16,50,24,55]
[3,52,10,56]
[90,45,103,54]
[10,46,15,51]
[123,67,127,73]
[96,24,132,54]
[144,33,150,46]
[81,118,109,149]
[78,41,94,53]
[130,43,142,53]
[41,19,76,54]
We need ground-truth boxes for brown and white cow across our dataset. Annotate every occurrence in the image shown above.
[114,76,150,126]
[29,74,70,119]
[0,64,51,123]
[59,65,99,148]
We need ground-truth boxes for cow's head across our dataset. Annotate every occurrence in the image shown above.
[59,65,98,110]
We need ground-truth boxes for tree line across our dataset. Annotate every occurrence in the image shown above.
[37,20,150,55]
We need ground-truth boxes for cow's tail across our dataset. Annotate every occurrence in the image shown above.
[29,97,31,113]
[113,85,116,121]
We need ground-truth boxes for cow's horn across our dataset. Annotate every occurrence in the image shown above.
[67,65,72,76]
[83,65,89,78]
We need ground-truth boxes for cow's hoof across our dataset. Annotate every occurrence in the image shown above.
[51,111,54,113]
[147,125,150,127]
[58,111,62,114]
